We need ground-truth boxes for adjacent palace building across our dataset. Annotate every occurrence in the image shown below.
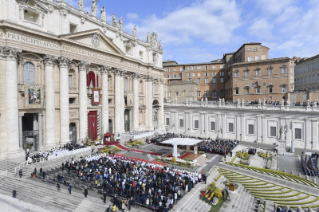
[0,0,165,157]
[164,43,295,103]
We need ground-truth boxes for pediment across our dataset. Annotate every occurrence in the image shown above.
[60,29,124,56]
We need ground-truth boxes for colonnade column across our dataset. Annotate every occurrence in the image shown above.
[101,66,111,134]
[78,61,90,142]
[145,75,153,130]
[257,116,262,142]
[58,57,72,144]
[18,114,24,149]
[114,69,125,134]
[262,116,267,143]
[43,55,57,146]
[286,119,292,147]
[132,73,140,131]
[38,113,43,148]
[305,119,311,149]
[185,112,189,134]
[158,79,165,131]
[311,120,318,150]
[3,47,21,152]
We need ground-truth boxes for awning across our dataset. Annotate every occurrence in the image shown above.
[161,138,202,146]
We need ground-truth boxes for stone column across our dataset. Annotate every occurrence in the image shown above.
[185,112,189,134]
[3,46,22,152]
[286,119,292,147]
[236,115,241,140]
[38,113,43,148]
[312,120,318,150]
[222,114,226,138]
[18,114,24,149]
[204,113,208,137]
[132,73,140,131]
[78,61,90,142]
[241,115,246,141]
[262,116,267,143]
[58,57,72,144]
[158,79,165,131]
[305,119,311,149]
[145,75,153,130]
[43,55,57,146]
[257,115,262,142]
[114,69,125,134]
[101,66,111,134]
[200,113,205,136]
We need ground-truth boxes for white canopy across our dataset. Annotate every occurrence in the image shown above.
[161,138,202,146]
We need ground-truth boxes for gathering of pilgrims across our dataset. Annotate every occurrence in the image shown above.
[56,153,206,211]
[152,133,238,155]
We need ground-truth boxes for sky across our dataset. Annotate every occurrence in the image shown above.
[66,0,319,64]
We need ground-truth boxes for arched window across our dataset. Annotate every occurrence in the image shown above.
[124,77,128,92]
[23,62,35,84]
[87,71,96,88]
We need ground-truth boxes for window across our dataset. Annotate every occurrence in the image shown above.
[235,88,239,94]
[292,95,296,100]
[281,67,287,73]
[255,70,260,76]
[248,57,251,61]
[235,72,239,77]
[197,91,201,97]
[282,86,286,92]
[268,69,273,75]
[247,48,251,51]
[220,65,224,69]
[269,87,273,93]
[204,91,208,97]
[139,51,143,59]
[220,78,224,83]
[220,90,224,97]
[180,67,184,71]
[167,75,170,78]
[212,90,216,97]
[220,72,224,76]
[198,73,201,76]
[191,66,194,70]
[295,128,302,139]
[197,78,201,83]
[188,73,191,77]
[205,78,208,83]
[254,48,257,51]
[211,122,215,130]
[212,65,216,69]
[205,72,208,76]
[194,120,199,129]
[68,75,72,88]
[24,9,40,24]
[205,66,208,70]
[213,72,216,76]
[173,74,177,78]
[213,78,216,83]
[124,78,128,91]
[126,46,132,54]
[192,73,195,76]
[176,91,178,96]
[269,96,272,100]
[188,78,191,82]
[270,127,276,137]
[173,68,176,72]
[245,71,249,77]
[179,119,184,127]
[256,88,260,93]
[23,62,35,84]
[70,24,77,33]
[303,95,307,100]
[248,124,254,134]
[166,118,170,125]
[197,66,201,70]
[255,56,259,61]
[251,83,254,88]
[229,123,234,132]
[262,82,266,87]
[228,72,231,75]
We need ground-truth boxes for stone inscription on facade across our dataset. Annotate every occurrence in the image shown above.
[62,44,108,60]
[3,32,60,49]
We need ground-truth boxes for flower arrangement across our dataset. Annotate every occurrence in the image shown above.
[236,151,250,160]
[171,157,177,163]
[258,151,271,160]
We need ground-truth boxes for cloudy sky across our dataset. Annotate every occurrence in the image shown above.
[67,0,319,64]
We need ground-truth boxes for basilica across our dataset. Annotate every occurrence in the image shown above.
[0,0,165,157]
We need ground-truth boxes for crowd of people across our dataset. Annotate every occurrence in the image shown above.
[27,143,87,162]
[54,153,206,211]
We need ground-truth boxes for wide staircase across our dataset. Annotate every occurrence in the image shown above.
[195,154,209,166]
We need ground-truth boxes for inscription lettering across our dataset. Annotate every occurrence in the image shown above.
[62,44,107,60]
[6,32,59,49]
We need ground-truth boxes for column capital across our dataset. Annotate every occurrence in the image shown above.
[114,68,126,76]
[132,72,141,79]
[145,75,153,82]
[101,66,112,74]
[43,54,58,67]
[58,56,72,68]
[0,46,22,60]
[78,61,91,71]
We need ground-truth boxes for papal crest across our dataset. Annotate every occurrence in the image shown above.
[92,32,100,48]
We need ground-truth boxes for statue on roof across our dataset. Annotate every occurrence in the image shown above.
[118,17,123,30]
[112,13,117,26]
[100,6,106,21]
[90,0,97,17]
[147,32,151,42]
[78,0,84,10]
[133,25,137,37]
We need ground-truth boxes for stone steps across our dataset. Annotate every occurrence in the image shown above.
[195,154,209,166]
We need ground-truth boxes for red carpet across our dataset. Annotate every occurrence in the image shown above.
[180,152,192,159]
[113,143,162,156]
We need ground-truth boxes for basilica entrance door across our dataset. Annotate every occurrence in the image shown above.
[88,111,97,141]
[124,109,130,132]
